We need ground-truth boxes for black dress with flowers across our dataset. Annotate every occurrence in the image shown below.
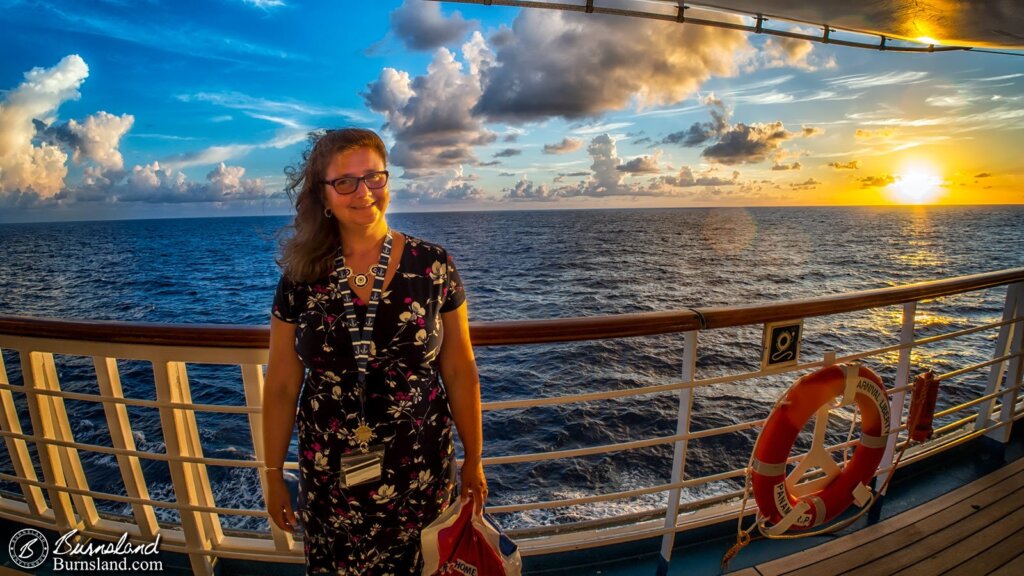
[272,234,466,575]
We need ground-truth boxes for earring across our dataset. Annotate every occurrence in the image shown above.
[324,207,333,218]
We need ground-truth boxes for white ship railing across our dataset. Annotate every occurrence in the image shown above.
[0,268,1022,574]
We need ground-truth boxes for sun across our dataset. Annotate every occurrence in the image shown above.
[888,164,944,204]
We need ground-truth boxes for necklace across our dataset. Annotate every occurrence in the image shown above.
[345,234,389,288]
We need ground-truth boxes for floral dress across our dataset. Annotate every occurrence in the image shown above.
[272,234,466,575]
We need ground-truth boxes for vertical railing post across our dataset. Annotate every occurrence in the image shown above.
[877,301,916,492]
[975,282,1023,440]
[94,356,160,539]
[154,360,216,576]
[20,351,82,534]
[40,352,100,530]
[988,282,1023,442]
[241,363,296,552]
[0,349,47,515]
[658,330,697,575]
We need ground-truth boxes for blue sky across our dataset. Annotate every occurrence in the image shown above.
[1,0,1022,222]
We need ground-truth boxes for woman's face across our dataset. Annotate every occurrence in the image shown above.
[321,147,389,230]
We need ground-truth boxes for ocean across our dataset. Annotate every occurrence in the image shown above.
[0,205,1022,531]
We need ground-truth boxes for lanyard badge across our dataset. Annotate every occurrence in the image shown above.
[332,229,394,456]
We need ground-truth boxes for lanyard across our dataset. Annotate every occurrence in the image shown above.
[331,229,393,451]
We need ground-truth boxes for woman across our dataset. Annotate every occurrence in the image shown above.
[262,128,487,574]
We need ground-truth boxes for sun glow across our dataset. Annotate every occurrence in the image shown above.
[888,164,944,204]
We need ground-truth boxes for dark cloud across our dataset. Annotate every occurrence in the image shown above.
[473,10,748,122]
[790,178,821,189]
[502,133,519,143]
[702,121,795,165]
[771,161,802,171]
[616,153,661,174]
[662,96,729,147]
[390,0,475,51]
[493,148,521,158]
[542,137,583,155]
[498,171,516,176]
[975,172,992,178]
[478,160,501,167]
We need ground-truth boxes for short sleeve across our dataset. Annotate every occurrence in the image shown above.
[440,250,466,313]
[271,274,300,323]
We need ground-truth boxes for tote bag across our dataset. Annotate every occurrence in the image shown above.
[421,495,522,576]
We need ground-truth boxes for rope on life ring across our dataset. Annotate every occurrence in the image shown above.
[723,366,942,570]
[751,363,890,533]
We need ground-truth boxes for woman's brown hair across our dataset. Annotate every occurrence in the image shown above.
[277,128,388,282]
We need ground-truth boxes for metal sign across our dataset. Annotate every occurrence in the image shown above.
[761,319,803,370]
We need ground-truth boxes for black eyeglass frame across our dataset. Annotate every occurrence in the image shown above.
[321,170,390,196]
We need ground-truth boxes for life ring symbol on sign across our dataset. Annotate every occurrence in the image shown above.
[751,363,890,534]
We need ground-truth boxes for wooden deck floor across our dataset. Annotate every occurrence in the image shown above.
[730,456,1024,576]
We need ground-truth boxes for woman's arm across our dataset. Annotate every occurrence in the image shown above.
[263,316,304,466]
[438,301,487,513]
[262,316,304,531]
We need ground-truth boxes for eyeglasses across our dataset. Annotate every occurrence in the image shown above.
[322,170,389,195]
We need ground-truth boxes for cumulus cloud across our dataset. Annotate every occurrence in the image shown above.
[364,41,496,175]
[660,96,812,165]
[390,166,485,203]
[659,166,740,187]
[35,111,134,170]
[543,137,583,155]
[760,33,835,72]
[859,174,896,188]
[617,151,662,174]
[504,178,556,201]
[829,160,860,170]
[391,0,475,51]
[661,94,729,147]
[547,134,654,198]
[65,161,268,204]
[702,121,795,165]
[0,54,89,199]
[474,10,750,122]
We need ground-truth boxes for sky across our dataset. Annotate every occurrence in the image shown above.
[0,0,1022,223]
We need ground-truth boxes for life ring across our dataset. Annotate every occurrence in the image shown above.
[751,364,890,533]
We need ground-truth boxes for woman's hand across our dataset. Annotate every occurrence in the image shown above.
[265,471,299,533]
[460,459,488,515]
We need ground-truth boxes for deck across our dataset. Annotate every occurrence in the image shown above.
[731,455,1024,576]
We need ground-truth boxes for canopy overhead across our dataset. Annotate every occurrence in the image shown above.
[436,0,1024,52]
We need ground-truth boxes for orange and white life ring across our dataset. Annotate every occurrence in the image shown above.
[751,364,890,533]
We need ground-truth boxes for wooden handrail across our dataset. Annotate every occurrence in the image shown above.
[1,268,1022,347]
